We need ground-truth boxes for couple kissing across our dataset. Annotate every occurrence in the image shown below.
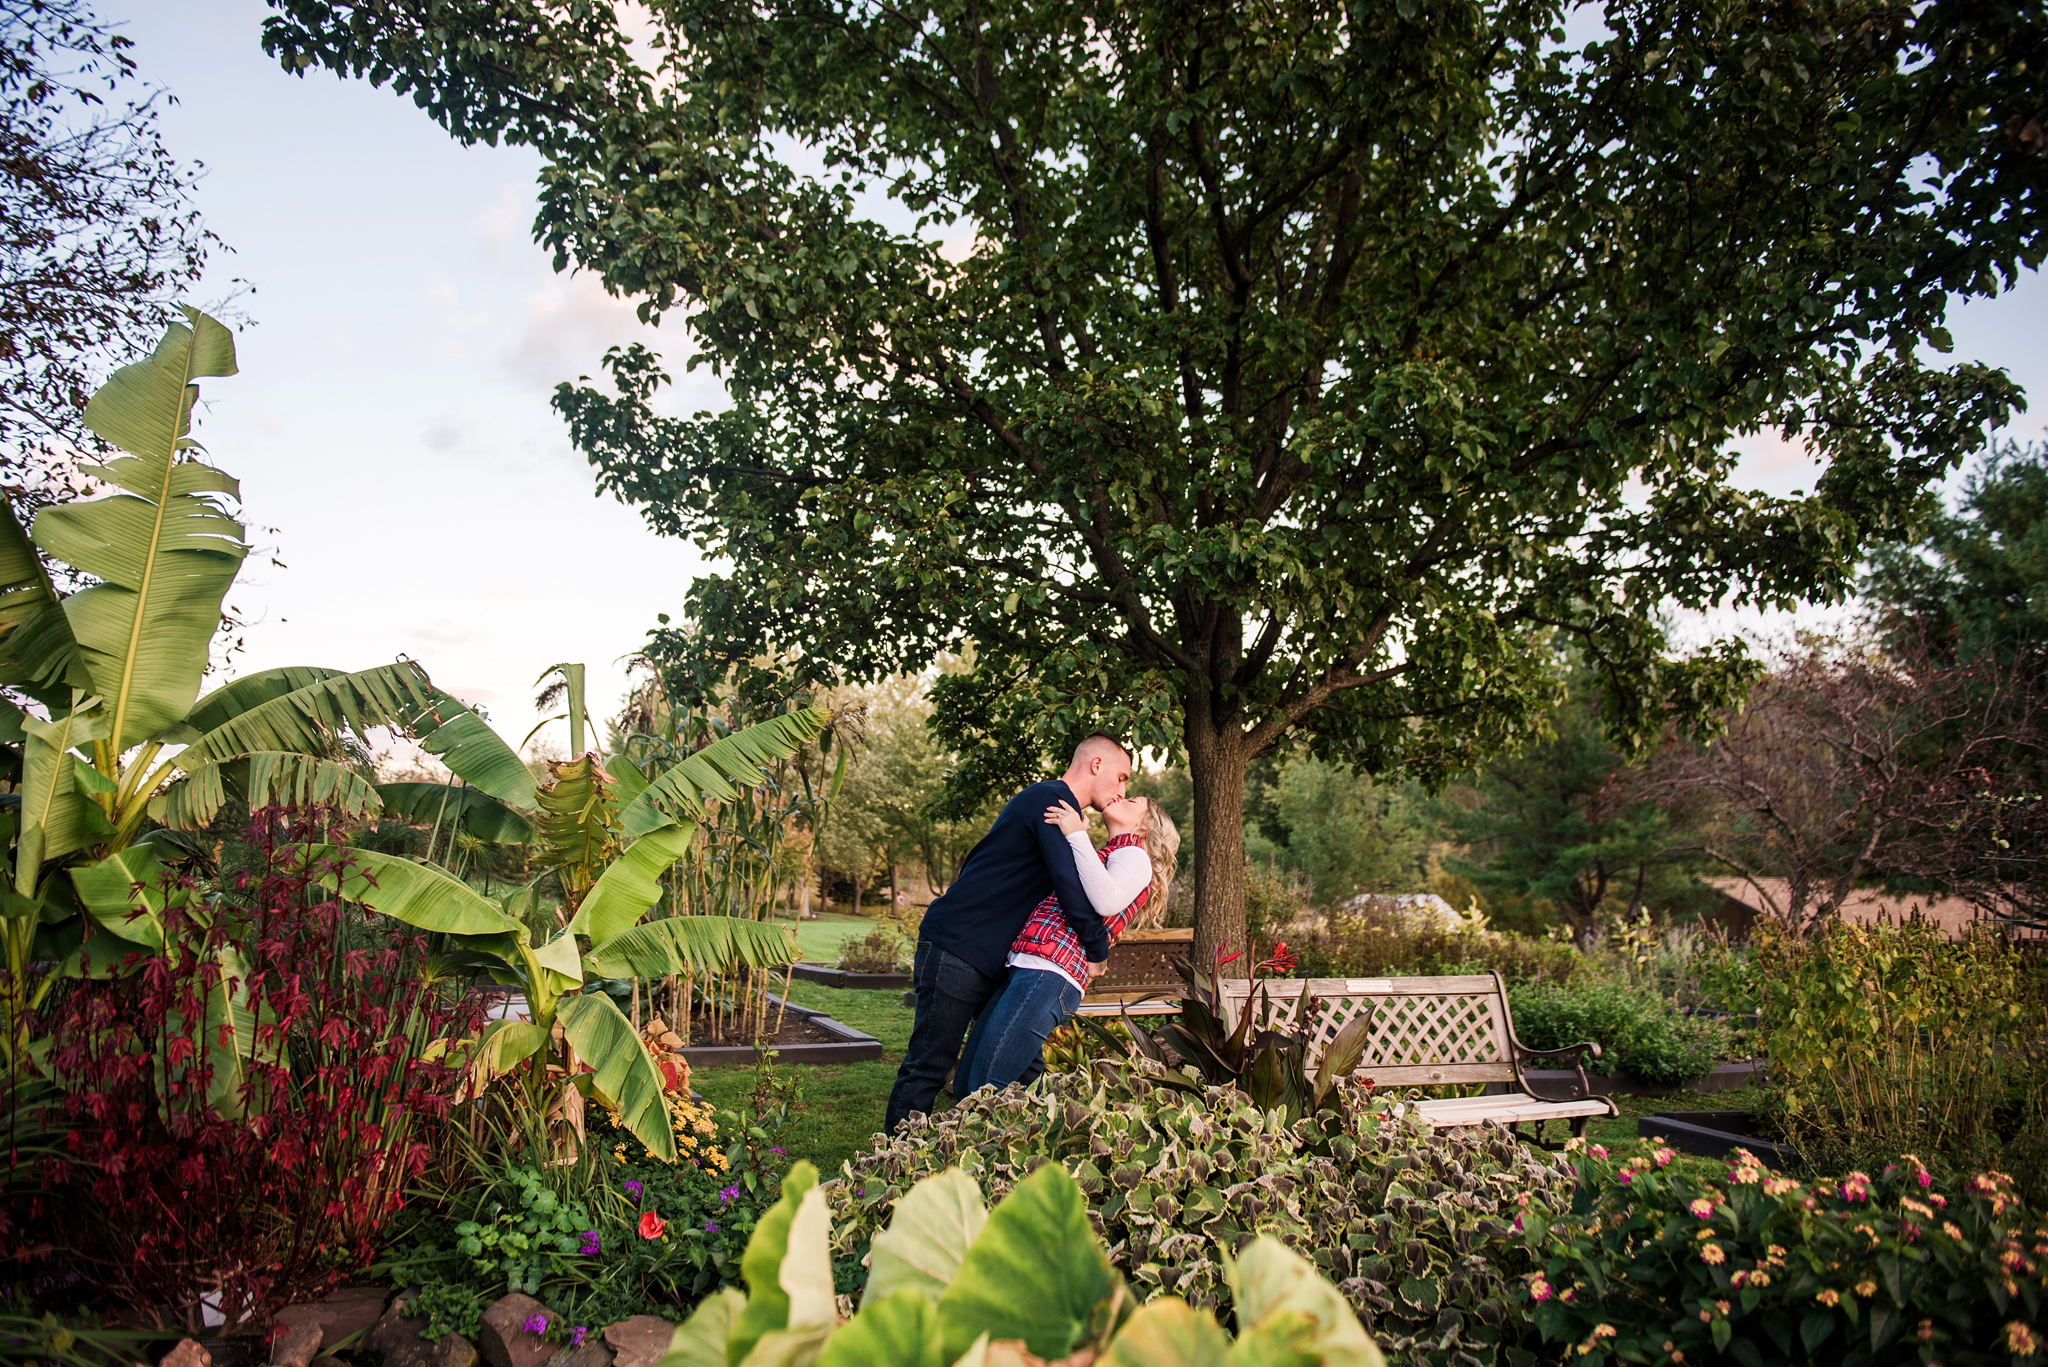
[883,734,1180,1133]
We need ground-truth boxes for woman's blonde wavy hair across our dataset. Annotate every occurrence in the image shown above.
[1131,797,1181,930]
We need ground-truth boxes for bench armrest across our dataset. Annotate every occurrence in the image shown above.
[1511,1039,1607,1103]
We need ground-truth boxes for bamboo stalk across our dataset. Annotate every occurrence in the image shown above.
[773,960,795,1037]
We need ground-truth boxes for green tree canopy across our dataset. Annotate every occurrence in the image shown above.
[264,0,2046,957]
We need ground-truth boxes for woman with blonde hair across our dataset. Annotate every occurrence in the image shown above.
[955,794,1180,1093]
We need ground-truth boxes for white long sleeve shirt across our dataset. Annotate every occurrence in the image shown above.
[1007,831,1151,992]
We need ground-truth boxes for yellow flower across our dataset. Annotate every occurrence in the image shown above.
[1943,1222,1963,1241]
[1700,1244,1726,1266]
[1854,1280,1877,1299]
[1815,1289,1840,1307]
[2005,1322,2039,1356]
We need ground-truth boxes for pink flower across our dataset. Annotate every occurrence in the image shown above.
[1590,1145,1608,1160]
[1689,1199,1715,1219]
[1529,1276,1553,1302]
[1618,1170,1634,1186]
[1653,1147,1675,1168]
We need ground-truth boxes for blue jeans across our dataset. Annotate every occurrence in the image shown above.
[957,966,1081,1095]
[885,941,1006,1132]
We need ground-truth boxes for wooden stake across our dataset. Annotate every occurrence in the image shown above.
[773,961,795,1037]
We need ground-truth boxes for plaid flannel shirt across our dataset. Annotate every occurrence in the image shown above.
[1008,831,1150,987]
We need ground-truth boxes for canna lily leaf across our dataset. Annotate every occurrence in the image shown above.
[729,1161,819,1366]
[813,1290,942,1367]
[862,1168,986,1308]
[1225,1235,1383,1367]
[1098,1299,1233,1367]
[936,1160,1114,1361]
[657,1288,745,1367]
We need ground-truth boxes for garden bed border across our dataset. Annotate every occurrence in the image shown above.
[1635,1109,1795,1167]
[789,961,912,991]
[1521,1060,1761,1098]
[678,993,885,1066]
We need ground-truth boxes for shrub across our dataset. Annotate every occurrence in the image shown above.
[1507,981,1731,1086]
[1518,1141,2048,1366]
[836,924,910,974]
[1753,920,2048,1194]
[1294,898,1586,986]
[828,1064,1575,1366]
[32,814,478,1326]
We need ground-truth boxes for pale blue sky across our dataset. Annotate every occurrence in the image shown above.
[97,2,2048,757]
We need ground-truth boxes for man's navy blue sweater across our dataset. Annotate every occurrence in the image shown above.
[919,779,1108,979]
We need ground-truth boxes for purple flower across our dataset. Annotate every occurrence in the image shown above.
[718,1184,740,1203]
[704,1220,719,1233]
[623,1179,643,1198]
[570,1328,588,1348]
[522,1314,548,1337]
[577,1230,601,1255]
[769,1147,785,1154]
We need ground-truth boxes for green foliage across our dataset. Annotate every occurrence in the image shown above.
[672,1156,1384,1367]
[1507,980,1729,1087]
[1518,1142,2048,1366]
[1441,678,1707,942]
[1244,759,1444,911]
[828,1067,1575,1366]
[1753,920,2048,1194]
[262,0,2044,959]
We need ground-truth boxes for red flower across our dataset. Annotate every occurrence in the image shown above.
[638,1210,666,1240]
[1254,940,1298,976]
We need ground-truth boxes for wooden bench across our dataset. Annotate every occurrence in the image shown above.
[1216,971,1616,1144]
[1077,927,1193,1017]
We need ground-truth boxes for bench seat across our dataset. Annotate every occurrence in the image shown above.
[1213,972,1617,1146]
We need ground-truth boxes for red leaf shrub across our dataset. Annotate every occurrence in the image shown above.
[33,811,483,1327]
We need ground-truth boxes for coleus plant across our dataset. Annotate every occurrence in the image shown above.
[661,1157,1384,1367]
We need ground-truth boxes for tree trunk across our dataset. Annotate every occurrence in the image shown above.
[852,876,863,918]
[1187,715,1250,968]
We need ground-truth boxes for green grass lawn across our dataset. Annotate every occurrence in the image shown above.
[772,912,896,965]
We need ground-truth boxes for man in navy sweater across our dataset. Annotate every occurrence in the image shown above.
[883,734,1132,1132]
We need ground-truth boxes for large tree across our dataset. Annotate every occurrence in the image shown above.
[264,0,2045,958]
[3,0,223,513]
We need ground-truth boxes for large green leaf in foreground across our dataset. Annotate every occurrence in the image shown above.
[935,1158,1115,1360]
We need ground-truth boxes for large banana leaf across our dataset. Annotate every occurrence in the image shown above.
[0,501,58,640]
[293,844,519,935]
[619,707,829,838]
[376,782,534,843]
[69,843,183,950]
[556,991,675,1163]
[582,913,799,980]
[15,706,109,894]
[31,311,245,753]
[176,662,536,807]
[533,753,619,903]
[564,823,695,942]
[152,751,384,829]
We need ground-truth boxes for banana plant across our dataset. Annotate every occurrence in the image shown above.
[307,707,831,1161]
[660,1158,1384,1367]
[0,310,533,1068]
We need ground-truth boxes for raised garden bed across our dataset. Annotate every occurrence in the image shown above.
[789,961,911,990]
[678,993,884,1067]
[1523,1060,1761,1098]
[1636,1109,1795,1168]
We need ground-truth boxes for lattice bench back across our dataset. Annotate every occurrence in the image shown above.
[1217,974,1519,1087]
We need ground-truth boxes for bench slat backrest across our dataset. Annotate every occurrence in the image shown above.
[1217,975,1518,1086]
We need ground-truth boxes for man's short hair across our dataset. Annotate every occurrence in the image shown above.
[1072,732,1131,767]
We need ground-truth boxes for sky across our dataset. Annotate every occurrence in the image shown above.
[89,1,2048,761]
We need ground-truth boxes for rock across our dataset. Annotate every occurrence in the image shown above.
[269,1323,321,1367]
[541,1342,614,1367]
[599,1318,672,1367]
[477,1296,558,1367]
[369,1295,479,1367]
[276,1289,389,1356]
[161,1339,212,1367]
